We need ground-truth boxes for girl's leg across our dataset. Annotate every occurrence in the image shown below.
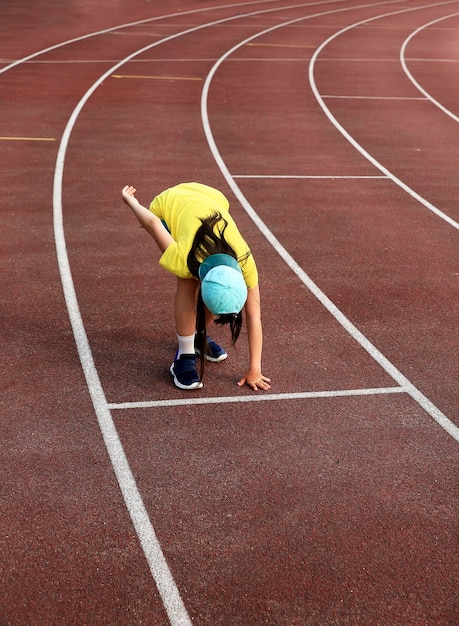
[174,277,199,335]
[174,277,199,358]
[170,278,202,389]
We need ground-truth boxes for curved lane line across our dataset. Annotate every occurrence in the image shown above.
[400,12,459,123]
[0,0,286,75]
[201,3,459,442]
[54,150,193,623]
[308,2,459,231]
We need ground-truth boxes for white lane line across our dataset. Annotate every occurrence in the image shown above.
[54,121,192,626]
[405,58,459,62]
[233,174,387,178]
[400,12,459,123]
[322,95,428,100]
[308,3,459,231]
[317,57,459,62]
[55,161,191,624]
[11,54,456,66]
[14,56,458,64]
[201,1,459,443]
[108,387,407,411]
[0,57,305,64]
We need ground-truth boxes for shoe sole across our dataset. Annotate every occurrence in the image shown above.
[204,352,228,363]
[170,363,203,390]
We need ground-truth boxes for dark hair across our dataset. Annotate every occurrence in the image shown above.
[188,212,249,378]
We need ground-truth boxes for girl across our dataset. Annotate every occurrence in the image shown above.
[121,182,270,392]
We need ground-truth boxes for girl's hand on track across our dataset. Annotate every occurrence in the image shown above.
[238,371,271,391]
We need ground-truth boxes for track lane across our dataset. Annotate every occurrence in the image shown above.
[200,2,458,424]
[400,12,459,120]
[309,1,459,228]
[400,14,459,121]
[2,1,458,624]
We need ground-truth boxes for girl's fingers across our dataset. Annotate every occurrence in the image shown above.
[257,379,271,391]
[237,375,271,391]
[122,185,136,195]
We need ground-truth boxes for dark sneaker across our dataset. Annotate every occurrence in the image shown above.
[170,353,203,390]
[195,336,228,363]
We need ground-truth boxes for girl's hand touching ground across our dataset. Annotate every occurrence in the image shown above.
[238,371,271,391]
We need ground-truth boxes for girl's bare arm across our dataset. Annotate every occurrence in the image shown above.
[238,284,271,391]
[121,185,174,253]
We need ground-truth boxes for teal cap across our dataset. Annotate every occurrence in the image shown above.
[198,254,248,315]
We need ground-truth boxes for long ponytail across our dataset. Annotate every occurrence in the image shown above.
[195,289,207,378]
[195,289,243,381]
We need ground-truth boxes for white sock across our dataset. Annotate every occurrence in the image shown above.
[176,333,195,357]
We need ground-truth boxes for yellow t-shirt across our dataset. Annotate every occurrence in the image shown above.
[149,182,258,288]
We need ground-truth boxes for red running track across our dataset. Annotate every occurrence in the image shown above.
[1,1,458,624]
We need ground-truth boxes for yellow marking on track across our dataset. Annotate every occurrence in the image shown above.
[111,74,202,81]
[0,136,55,141]
[246,42,315,49]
